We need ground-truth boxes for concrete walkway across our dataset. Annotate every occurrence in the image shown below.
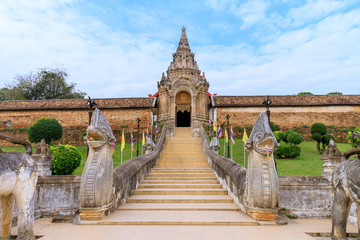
[10,218,359,240]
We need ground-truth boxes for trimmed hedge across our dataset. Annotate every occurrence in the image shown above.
[275,145,301,159]
[50,144,81,175]
[28,118,63,144]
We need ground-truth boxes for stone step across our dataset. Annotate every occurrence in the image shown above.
[147,173,215,177]
[127,195,235,203]
[133,189,228,195]
[118,203,240,211]
[142,180,219,184]
[150,170,213,173]
[138,184,222,189]
[99,210,258,226]
[145,177,217,181]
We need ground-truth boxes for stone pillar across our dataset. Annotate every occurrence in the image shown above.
[209,137,220,154]
[321,139,342,179]
[144,138,156,154]
[32,139,53,176]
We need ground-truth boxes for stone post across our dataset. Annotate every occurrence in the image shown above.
[144,138,156,154]
[32,139,53,176]
[209,137,220,154]
[321,139,341,179]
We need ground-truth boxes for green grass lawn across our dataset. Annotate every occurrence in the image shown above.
[2,142,142,175]
[216,138,353,176]
[1,139,354,176]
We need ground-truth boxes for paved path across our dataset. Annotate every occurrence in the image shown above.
[11,218,359,240]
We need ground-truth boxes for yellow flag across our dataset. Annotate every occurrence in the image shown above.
[242,129,248,143]
[225,128,228,143]
[142,131,145,146]
[121,129,125,152]
[213,121,217,132]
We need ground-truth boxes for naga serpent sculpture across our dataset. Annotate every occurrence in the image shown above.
[80,109,116,220]
[245,112,279,220]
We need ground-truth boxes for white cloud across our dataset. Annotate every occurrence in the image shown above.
[203,8,360,95]
[286,0,347,27]
[235,0,270,29]
[0,1,174,97]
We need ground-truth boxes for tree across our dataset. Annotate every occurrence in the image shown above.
[2,68,86,100]
[311,122,333,154]
[298,92,313,95]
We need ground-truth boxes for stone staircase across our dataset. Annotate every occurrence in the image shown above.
[99,127,257,226]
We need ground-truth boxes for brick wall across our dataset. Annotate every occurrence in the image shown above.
[216,105,360,130]
[0,108,153,146]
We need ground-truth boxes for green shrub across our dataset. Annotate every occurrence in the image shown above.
[287,132,303,146]
[311,132,322,142]
[270,122,280,132]
[275,145,301,159]
[283,130,294,144]
[50,144,81,175]
[274,131,283,143]
[28,118,63,144]
[311,123,327,136]
[310,122,332,154]
[347,127,360,148]
[327,92,342,95]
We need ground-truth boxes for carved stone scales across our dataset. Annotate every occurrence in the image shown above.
[80,109,116,220]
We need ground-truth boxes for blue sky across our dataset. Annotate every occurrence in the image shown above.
[0,0,359,98]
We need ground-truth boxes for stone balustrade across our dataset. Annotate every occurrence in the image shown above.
[200,127,248,212]
[112,126,167,210]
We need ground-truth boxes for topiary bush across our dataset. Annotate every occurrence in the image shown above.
[274,131,283,143]
[270,122,280,132]
[311,122,332,154]
[275,145,301,159]
[50,144,81,175]
[287,131,303,146]
[28,118,63,144]
[282,130,294,144]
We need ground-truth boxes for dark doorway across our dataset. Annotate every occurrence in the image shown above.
[176,110,191,127]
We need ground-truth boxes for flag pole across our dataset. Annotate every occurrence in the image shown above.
[231,142,233,160]
[223,132,226,157]
[243,145,246,167]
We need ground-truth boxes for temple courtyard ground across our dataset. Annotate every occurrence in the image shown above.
[9,218,358,240]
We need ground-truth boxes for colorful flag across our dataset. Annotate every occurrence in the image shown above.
[225,128,228,143]
[213,121,217,132]
[155,124,159,134]
[121,129,125,152]
[146,129,150,140]
[230,126,235,144]
[218,126,222,138]
[243,129,248,143]
[209,119,212,126]
[142,131,145,146]
[131,132,134,152]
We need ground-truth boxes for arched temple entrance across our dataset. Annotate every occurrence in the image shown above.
[175,91,191,127]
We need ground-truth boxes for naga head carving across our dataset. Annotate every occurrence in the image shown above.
[246,112,279,155]
[86,109,116,148]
